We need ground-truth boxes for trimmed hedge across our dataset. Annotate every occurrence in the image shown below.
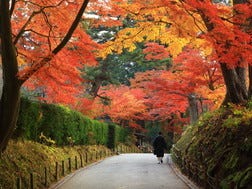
[15,98,128,147]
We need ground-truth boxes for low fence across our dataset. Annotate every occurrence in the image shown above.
[15,145,138,189]
[171,145,218,189]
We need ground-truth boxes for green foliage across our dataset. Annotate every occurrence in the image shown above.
[118,127,129,143]
[222,117,242,128]
[145,121,162,141]
[247,100,252,110]
[196,107,225,127]
[83,42,171,89]
[107,124,116,149]
[124,133,137,146]
[15,98,128,147]
[107,123,129,149]
[15,98,42,140]
[222,104,252,128]
[221,167,252,189]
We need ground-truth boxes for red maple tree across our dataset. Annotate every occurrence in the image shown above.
[0,0,98,151]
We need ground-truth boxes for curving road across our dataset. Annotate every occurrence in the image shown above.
[52,153,189,189]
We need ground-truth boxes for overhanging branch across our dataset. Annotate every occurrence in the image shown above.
[18,0,90,84]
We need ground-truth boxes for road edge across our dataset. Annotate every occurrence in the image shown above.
[48,157,113,189]
[167,155,202,189]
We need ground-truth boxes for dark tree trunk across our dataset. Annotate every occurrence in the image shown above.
[0,0,91,152]
[188,94,198,124]
[90,78,102,97]
[89,61,109,98]
[220,63,248,105]
[0,1,21,152]
[199,0,250,105]
[248,65,252,98]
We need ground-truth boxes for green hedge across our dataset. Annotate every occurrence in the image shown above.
[107,123,129,149]
[15,98,128,147]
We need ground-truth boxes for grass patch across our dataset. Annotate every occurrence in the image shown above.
[0,140,112,189]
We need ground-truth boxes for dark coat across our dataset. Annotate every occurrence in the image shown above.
[153,135,167,157]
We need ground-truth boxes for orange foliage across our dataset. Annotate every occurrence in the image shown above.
[129,47,225,122]
[173,47,225,107]
[13,0,251,128]
[143,43,170,61]
[96,0,252,69]
[12,0,99,106]
[96,86,147,126]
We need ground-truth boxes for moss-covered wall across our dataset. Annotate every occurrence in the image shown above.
[172,105,252,189]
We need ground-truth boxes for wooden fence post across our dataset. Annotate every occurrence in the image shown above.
[55,162,58,181]
[16,177,21,189]
[75,156,78,170]
[30,173,34,189]
[85,152,88,164]
[62,160,65,176]
[44,167,48,187]
[68,158,71,173]
[80,154,83,167]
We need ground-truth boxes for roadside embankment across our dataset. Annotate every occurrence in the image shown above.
[172,104,252,189]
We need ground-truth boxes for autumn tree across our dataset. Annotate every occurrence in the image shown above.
[97,0,252,105]
[128,46,224,124]
[182,0,252,104]
[83,43,170,99]
[173,47,225,122]
[83,14,171,98]
[83,0,251,129]
[0,0,95,152]
[97,85,147,129]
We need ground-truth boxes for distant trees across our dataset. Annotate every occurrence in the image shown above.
[87,0,251,126]
[96,0,252,105]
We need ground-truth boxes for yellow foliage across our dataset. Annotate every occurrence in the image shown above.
[17,55,27,67]
[97,0,207,59]
[196,85,225,109]
[191,39,213,57]
[167,37,191,57]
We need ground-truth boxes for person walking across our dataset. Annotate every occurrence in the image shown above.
[153,132,167,164]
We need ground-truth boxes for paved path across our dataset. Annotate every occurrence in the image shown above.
[52,153,189,189]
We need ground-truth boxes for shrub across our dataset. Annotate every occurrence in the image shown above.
[15,98,129,148]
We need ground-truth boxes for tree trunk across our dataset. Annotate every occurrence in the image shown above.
[188,94,198,124]
[0,0,91,152]
[199,0,250,105]
[248,65,252,98]
[220,63,248,104]
[0,1,21,152]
